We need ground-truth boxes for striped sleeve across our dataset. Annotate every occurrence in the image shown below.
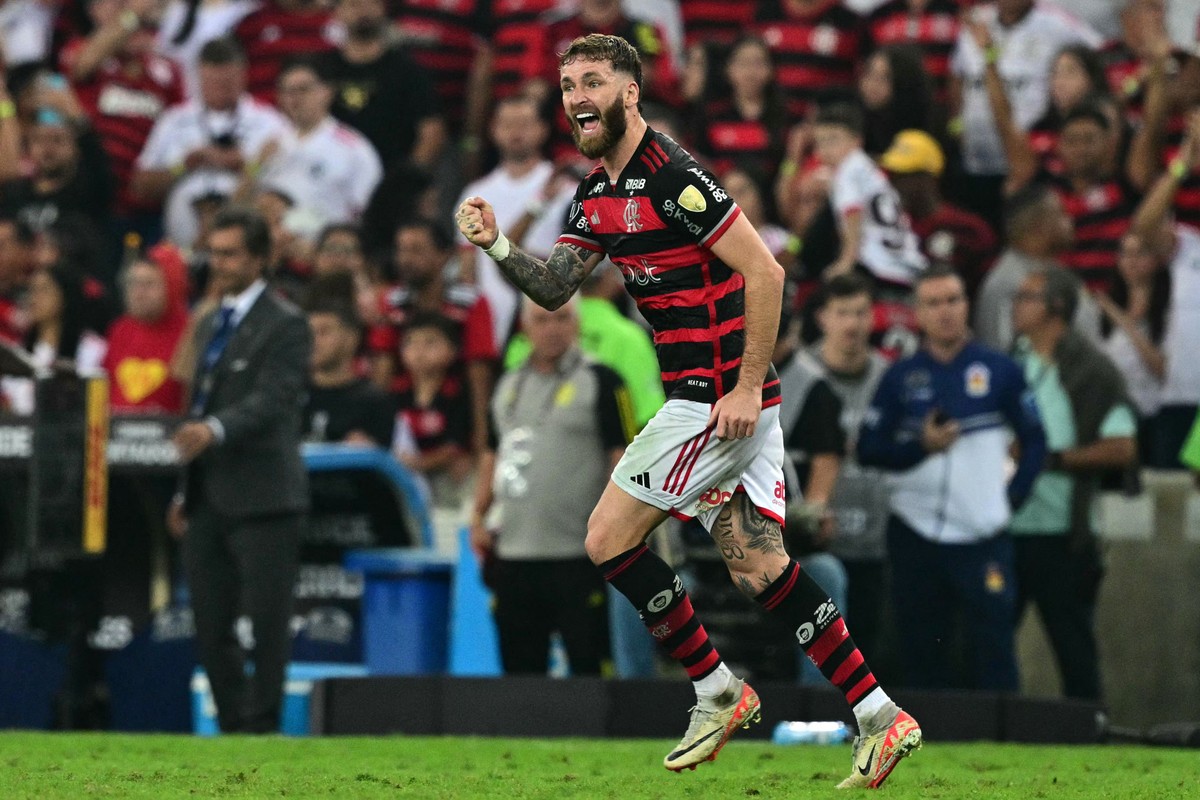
[557,184,604,252]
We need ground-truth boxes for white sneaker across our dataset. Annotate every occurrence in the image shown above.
[837,706,922,789]
[663,680,762,772]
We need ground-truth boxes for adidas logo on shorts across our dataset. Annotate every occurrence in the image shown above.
[631,472,652,489]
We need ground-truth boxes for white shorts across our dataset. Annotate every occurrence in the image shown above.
[613,399,786,532]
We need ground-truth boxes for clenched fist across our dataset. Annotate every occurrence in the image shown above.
[456,196,499,249]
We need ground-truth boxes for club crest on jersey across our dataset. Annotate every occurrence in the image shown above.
[966,362,991,398]
[678,185,707,213]
[623,198,643,232]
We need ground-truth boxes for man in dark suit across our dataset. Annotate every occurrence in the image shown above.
[168,206,311,733]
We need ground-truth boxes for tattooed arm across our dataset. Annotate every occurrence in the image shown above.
[496,241,602,309]
[456,195,604,309]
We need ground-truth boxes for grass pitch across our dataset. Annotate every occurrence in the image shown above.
[1,733,1197,799]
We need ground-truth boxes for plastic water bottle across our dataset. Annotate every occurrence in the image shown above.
[772,721,852,745]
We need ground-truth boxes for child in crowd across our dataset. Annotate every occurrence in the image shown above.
[392,312,475,551]
[812,102,928,295]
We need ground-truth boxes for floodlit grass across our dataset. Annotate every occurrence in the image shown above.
[1,733,1197,799]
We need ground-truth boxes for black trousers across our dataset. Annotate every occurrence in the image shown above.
[1013,534,1103,701]
[491,557,610,676]
[183,506,302,732]
[887,516,1019,691]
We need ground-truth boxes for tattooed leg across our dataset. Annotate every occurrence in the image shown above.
[710,493,791,597]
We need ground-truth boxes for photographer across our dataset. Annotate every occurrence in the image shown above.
[857,266,1046,692]
[131,37,288,249]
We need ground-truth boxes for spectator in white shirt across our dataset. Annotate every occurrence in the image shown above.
[0,0,55,68]
[455,96,552,346]
[256,57,382,231]
[157,0,256,100]
[131,36,288,249]
[1121,115,1200,467]
[950,0,1101,220]
[812,102,927,293]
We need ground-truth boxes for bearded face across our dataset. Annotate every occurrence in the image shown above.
[570,92,627,160]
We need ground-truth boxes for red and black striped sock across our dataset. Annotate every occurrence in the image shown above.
[599,544,721,681]
[756,560,880,709]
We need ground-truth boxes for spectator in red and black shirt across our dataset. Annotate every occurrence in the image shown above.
[694,35,788,182]
[865,0,962,103]
[369,218,496,449]
[1045,102,1141,292]
[392,311,474,505]
[1101,0,1188,127]
[678,0,756,48]
[1027,45,1112,178]
[394,0,488,135]
[60,0,184,221]
[488,0,559,104]
[754,0,864,120]
[232,0,335,103]
[1124,13,1200,227]
[880,129,998,300]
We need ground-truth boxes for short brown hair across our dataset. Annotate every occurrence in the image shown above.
[559,34,644,106]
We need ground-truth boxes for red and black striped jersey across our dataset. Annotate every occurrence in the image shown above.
[557,127,781,408]
[395,0,488,131]
[865,0,962,101]
[1048,174,1140,291]
[1163,138,1200,232]
[1101,41,1190,127]
[60,40,183,214]
[695,97,786,180]
[754,0,864,119]
[1027,114,1063,177]
[487,0,558,102]
[233,4,336,102]
[910,201,997,300]
[678,0,757,48]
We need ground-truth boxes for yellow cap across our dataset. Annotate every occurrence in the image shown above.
[880,130,945,177]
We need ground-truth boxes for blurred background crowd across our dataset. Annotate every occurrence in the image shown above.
[2,0,1200,707]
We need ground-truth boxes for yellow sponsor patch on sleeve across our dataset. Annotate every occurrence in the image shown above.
[678,185,707,213]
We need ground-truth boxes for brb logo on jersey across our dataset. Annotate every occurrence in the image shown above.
[623,197,643,232]
[620,259,662,286]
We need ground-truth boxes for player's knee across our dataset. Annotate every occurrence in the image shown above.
[724,551,790,598]
[585,510,616,565]
[724,560,761,598]
[586,506,646,565]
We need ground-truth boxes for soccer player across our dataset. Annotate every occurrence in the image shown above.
[456,34,921,788]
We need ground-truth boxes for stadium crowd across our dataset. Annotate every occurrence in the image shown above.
[2,0,1200,698]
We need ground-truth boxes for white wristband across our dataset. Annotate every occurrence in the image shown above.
[484,230,511,262]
